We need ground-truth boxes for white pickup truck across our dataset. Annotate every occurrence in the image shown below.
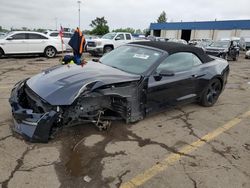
[87,32,134,56]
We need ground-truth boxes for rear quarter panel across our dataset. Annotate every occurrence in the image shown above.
[196,58,229,96]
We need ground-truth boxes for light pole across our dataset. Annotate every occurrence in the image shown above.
[77,0,81,29]
[55,17,58,30]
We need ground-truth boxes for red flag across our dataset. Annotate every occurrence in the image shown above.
[59,25,64,43]
[59,25,64,53]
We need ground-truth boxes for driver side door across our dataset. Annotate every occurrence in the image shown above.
[114,34,126,48]
[146,52,202,114]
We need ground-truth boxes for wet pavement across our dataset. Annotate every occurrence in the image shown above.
[0,53,250,188]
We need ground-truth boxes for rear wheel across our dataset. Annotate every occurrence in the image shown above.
[44,46,57,58]
[200,79,222,107]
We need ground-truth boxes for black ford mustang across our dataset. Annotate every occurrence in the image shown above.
[9,42,229,142]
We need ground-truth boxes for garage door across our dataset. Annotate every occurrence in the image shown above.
[164,30,177,39]
[216,30,232,40]
[239,30,250,38]
[195,30,211,39]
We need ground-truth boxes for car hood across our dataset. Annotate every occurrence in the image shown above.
[205,47,227,51]
[90,38,112,43]
[26,62,141,105]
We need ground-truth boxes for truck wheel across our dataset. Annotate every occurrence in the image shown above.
[104,46,113,54]
[44,46,57,58]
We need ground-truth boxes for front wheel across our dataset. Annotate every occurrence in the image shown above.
[103,46,113,54]
[44,46,57,58]
[200,79,222,107]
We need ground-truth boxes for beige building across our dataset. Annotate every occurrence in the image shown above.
[150,20,250,41]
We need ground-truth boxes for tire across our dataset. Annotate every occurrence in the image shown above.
[223,53,228,60]
[233,53,239,61]
[0,48,4,58]
[103,46,113,54]
[200,78,222,107]
[44,46,57,58]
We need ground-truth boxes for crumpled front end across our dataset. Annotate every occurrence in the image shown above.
[9,79,58,142]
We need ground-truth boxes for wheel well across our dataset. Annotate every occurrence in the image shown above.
[104,45,114,50]
[0,47,4,55]
[44,46,57,53]
[214,76,223,88]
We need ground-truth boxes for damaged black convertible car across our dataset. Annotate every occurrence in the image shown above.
[9,41,229,142]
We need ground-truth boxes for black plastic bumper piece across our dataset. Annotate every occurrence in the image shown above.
[9,81,58,143]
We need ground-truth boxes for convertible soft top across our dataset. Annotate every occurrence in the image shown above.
[130,41,214,63]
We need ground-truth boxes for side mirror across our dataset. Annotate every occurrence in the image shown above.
[115,36,121,41]
[6,36,13,40]
[159,70,175,77]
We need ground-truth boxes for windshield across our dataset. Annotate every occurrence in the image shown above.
[209,41,229,48]
[102,33,116,40]
[0,34,6,39]
[0,31,12,39]
[100,45,162,74]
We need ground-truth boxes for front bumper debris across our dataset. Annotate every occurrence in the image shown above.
[9,80,58,142]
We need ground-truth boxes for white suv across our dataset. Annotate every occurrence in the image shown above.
[0,31,66,58]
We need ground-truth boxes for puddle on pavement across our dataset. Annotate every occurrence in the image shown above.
[65,150,82,176]
[54,119,187,187]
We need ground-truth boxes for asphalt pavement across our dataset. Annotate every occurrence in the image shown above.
[0,53,249,188]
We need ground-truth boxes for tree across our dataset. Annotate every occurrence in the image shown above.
[21,27,29,31]
[135,29,142,34]
[33,28,46,33]
[157,11,167,23]
[143,29,151,36]
[112,28,135,34]
[90,17,109,35]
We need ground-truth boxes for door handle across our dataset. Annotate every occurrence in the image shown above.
[191,74,205,78]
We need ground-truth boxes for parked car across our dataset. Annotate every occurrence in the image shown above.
[168,38,188,45]
[205,40,239,61]
[189,39,213,49]
[155,37,169,42]
[245,50,250,59]
[0,32,6,37]
[87,32,134,56]
[221,37,246,51]
[245,37,250,50]
[0,31,66,58]
[9,41,229,142]
[45,31,73,51]
[147,36,168,42]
